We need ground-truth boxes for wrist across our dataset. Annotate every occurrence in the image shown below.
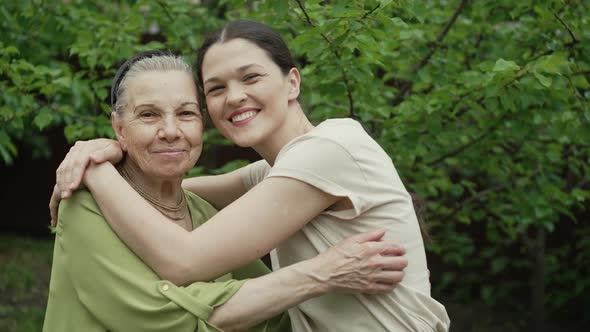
[287,257,331,297]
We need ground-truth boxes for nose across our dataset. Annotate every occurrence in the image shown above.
[226,83,247,106]
[158,116,181,142]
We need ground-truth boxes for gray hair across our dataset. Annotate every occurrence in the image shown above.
[113,55,193,115]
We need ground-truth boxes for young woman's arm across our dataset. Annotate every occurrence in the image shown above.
[182,169,247,210]
[84,162,404,286]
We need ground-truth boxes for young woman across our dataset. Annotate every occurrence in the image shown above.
[52,21,450,331]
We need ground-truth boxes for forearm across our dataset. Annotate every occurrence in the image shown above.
[85,163,340,286]
[182,169,247,210]
[84,162,197,283]
[209,259,326,331]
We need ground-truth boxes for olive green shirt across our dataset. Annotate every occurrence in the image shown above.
[43,190,290,332]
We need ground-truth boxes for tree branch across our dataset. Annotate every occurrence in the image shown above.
[572,70,590,76]
[361,3,381,19]
[295,0,359,119]
[427,105,509,166]
[438,168,542,225]
[295,0,314,26]
[416,0,468,73]
[390,0,468,108]
[438,183,506,224]
[552,10,578,45]
[155,0,174,22]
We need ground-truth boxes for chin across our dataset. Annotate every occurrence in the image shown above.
[229,132,265,148]
[155,172,186,181]
[151,166,190,180]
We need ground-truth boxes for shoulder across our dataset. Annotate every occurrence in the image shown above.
[275,119,365,170]
[280,118,372,159]
[58,189,103,221]
[56,190,116,247]
[184,190,218,225]
[269,121,369,189]
[313,118,370,142]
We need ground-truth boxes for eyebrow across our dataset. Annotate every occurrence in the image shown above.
[133,102,199,113]
[204,63,264,85]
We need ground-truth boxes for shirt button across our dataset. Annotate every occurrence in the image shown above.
[161,284,169,291]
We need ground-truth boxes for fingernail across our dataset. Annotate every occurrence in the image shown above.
[61,191,67,198]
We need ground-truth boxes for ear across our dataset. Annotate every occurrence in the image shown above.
[286,67,301,101]
[111,112,128,152]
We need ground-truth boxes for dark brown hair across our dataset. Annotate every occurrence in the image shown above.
[195,20,296,112]
[410,192,431,244]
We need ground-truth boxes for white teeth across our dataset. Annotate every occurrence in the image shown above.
[231,110,257,123]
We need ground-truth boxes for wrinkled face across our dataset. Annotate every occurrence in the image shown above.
[201,38,300,147]
[113,70,203,180]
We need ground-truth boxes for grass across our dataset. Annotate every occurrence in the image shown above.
[0,234,53,332]
[0,233,586,332]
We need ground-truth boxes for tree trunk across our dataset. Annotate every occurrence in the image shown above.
[530,226,546,332]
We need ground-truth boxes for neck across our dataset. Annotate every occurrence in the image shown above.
[253,103,314,165]
[119,159,183,205]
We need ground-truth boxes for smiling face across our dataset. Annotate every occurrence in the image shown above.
[201,38,300,148]
[113,70,203,180]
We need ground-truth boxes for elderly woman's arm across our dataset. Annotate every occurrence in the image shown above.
[84,162,406,286]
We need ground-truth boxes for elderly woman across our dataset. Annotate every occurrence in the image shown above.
[43,51,407,332]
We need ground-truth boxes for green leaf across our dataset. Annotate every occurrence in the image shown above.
[536,53,569,75]
[33,107,53,130]
[533,71,552,87]
[493,59,520,72]
[390,17,408,28]
[379,0,394,8]
[53,76,72,88]
[491,257,508,274]
[1,45,19,56]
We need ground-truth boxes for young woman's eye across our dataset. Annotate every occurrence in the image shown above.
[244,73,260,81]
[206,86,224,95]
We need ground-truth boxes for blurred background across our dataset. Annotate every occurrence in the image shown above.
[1,0,589,331]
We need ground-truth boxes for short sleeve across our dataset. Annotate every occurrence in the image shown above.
[241,160,271,190]
[267,137,370,219]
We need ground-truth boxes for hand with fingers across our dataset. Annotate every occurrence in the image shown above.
[300,229,407,295]
[50,139,123,227]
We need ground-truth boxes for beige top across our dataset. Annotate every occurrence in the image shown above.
[242,118,450,332]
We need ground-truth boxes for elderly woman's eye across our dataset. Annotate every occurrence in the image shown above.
[140,112,157,119]
[179,110,199,118]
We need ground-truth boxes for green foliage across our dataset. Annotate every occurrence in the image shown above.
[0,235,53,331]
[1,0,589,324]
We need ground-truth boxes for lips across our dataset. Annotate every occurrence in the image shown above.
[152,148,187,159]
[229,108,259,125]
[153,149,186,153]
